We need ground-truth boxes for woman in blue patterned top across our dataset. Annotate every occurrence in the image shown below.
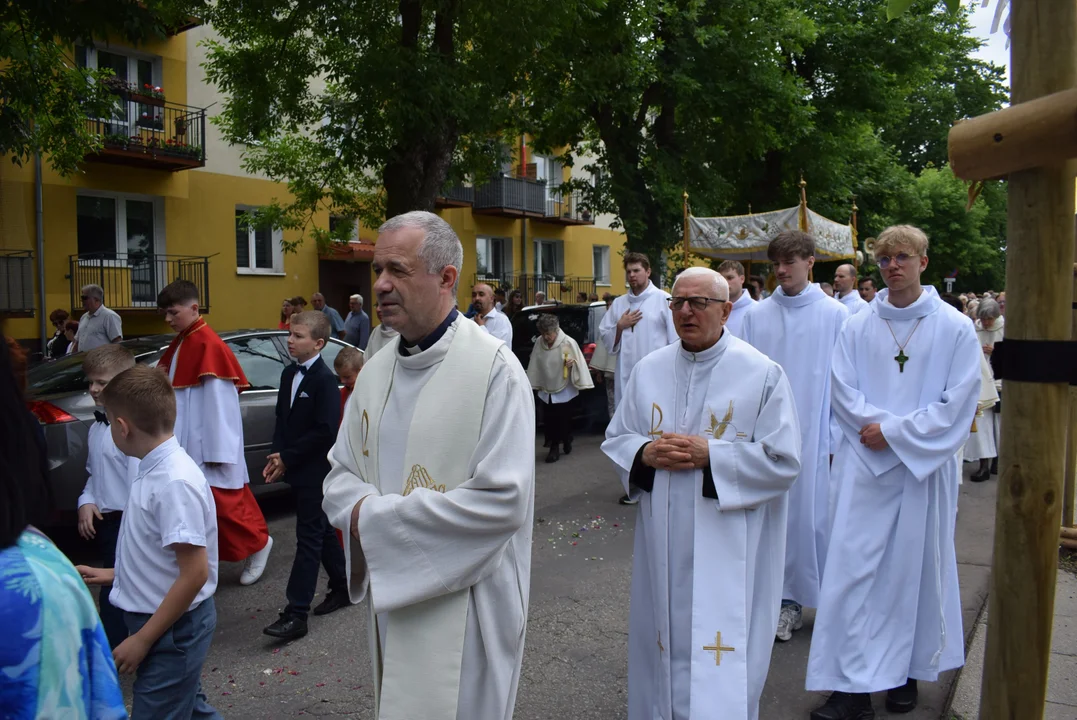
[0,336,127,719]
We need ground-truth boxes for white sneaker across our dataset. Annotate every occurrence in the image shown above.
[775,603,803,642]
[240,536,273,586]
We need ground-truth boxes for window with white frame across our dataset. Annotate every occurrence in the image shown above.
[329,215,361,243]
[76,191,164,260]
[235,207,284,273]
[533,239,564,277]
[592,245,611,284]
[476,237,511,280]
[76,45,163,134]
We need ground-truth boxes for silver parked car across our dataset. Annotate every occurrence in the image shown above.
[26,330,355,519]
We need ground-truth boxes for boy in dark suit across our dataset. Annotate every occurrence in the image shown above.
[262,311,349,641]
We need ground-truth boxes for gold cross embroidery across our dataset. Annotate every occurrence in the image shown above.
[702,631,735,666]
[648,403,664,440]
[360,410,371,457]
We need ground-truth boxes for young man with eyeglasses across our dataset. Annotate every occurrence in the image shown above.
[598,251,678,505]
[740,230,849,644]
[604,267,800,720]
[806,225,980,720]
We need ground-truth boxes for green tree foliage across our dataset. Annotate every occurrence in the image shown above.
[888,166,1007,291]
[201,0,574,246]
[1,1,190,175]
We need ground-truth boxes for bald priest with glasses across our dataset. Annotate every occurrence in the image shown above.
[603,267,802,720]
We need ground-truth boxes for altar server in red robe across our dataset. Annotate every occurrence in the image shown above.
[156,280,274,585]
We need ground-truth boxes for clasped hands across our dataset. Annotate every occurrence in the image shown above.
[262,453,286,483]
[858,422,888,451]
[642,433,709,471]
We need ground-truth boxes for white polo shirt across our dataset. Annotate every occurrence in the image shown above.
[78,418,139,514]
[110,437,219,614]
[75,305,123,351]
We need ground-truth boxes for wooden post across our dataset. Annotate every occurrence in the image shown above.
[682,191,690,262]
[980,1,1077,717]
[1065,257,1077,528]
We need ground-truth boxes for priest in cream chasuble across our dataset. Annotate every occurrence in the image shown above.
[322,212,535,720]
[603,268,802,720]
[807,226,980,720]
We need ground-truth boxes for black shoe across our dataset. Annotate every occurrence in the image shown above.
[885,679,918,714]
[312,592,350,617]
[563,440,572,455]
[543,438,551,448]
[618,493,639,506]
[809,691,874,720]
[263,615,308,641]
[990,458,999,475]
[545,446,560,463]
[970,467,990,483]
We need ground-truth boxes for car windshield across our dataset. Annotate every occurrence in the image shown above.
[26,340,167,398]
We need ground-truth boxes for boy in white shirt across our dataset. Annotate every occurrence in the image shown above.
[77,365,221,719]
[77,343,139,649]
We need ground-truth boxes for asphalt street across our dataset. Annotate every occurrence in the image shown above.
[60,432,997,719]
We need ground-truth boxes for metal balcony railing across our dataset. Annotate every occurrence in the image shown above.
[84,96,208,171]
[435,184,475,207]
[473,273,596,306]
[69,253,211,312]
[0,250,35,314]
[545,185,595,225]
[472,175,546,217]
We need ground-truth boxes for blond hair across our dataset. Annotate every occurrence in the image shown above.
[83,344,135,378]
[334,346,364,373]
[875,224,929,258]
[100,365,176,436]
[291,310,332,344]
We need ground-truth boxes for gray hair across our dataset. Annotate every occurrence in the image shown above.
[378,211,463,291]
[672,267,729,299]
[350,293,363,306]
[536,314,560,333]
[81,284,104,302]
[977,298,1002,320]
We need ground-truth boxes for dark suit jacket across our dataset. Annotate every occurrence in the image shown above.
[272,356,341,488]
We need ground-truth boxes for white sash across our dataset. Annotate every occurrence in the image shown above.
[352,319,501,720]
[641,343,769,719]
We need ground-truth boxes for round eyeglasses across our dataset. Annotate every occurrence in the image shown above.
[876,252,918,269]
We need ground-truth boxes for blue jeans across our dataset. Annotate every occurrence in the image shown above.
[124,597,221,720]
[96,511,127,649]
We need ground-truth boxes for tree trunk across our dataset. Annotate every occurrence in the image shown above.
[980,1,1077,717]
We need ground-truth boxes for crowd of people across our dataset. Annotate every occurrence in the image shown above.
[0,208,1004,720]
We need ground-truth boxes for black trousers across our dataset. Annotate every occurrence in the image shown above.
[541,397,575,448]
[97,511,128,648]
[285,483,348,620]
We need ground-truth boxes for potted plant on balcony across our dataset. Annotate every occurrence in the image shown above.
[580,206,592,222]
[100,75,130,100]
[129,84,165,107]
[137,111,164,131]
[174,115,187,137]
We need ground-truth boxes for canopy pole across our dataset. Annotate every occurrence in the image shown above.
[980,0,1077,715]
[682,191,690,262]
[850,197,860,269]
[798,175,808,232]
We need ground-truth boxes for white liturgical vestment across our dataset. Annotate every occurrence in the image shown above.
[806,287,980,693]
[724,291,756,338]
[598,282,678,406]
[740,283,848,607]
[168,343,249,489]
[322,317,535,720]
[603,331,802,720]
[364,324,398,360]
[838,289,869,315]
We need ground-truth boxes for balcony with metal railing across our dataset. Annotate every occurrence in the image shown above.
[435,184,475,208]
[0,250,35,315]
[473,272,596,306]
[84,95,208,172]
[472,175,546,218]
[542,185,595,226]
[69,253,211,312]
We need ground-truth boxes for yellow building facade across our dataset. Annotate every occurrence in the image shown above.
[1,26,627,350]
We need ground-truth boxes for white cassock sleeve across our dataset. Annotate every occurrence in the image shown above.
[661,299,679,344]
[830,321,982,481]
[601,365,650,494]
[598,296,626,355]
[323,349,535,613]
[199,377,245,465]
[708,364,802,510]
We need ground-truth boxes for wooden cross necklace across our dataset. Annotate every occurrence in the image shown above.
[884,318,923,373]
